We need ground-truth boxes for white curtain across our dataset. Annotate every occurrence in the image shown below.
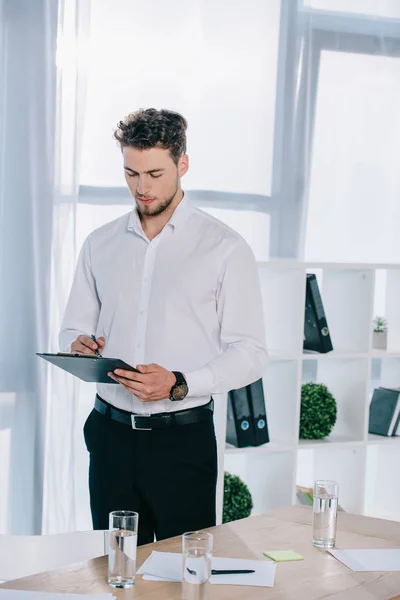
[42,0,91,534]
[0,0,58,534]
[0,0,91,535]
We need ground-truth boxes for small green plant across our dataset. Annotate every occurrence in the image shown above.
[223,472,253,524]
[373,316,388,333]
[299,382,337,440]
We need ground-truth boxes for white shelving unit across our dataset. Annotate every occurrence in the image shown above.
[216,261,400,524]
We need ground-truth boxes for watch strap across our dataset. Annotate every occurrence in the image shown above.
[172,371,186,385]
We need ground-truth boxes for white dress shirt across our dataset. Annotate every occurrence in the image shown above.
[59,197,268,414]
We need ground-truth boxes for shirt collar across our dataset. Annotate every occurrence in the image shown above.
[127,193,190,235]
[168,193,190,229]
[127,206,144,236]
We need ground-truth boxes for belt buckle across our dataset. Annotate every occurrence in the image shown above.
[131,413,152,430]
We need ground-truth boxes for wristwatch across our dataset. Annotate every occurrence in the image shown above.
[169,371,189,401]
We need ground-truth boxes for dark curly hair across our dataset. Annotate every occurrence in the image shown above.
[113,108,187,165]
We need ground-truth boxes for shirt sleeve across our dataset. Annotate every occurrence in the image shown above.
[58,236,101,352]
[184,239,268,396]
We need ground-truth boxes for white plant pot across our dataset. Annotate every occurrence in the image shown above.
[373,330,387,350]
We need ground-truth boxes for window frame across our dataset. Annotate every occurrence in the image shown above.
[76,2,400,260]
[296,4,400,257]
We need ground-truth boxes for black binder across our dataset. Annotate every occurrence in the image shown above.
[226,386,254,447]
[248,378,270,446]
[226,379,269,448]
[369,387,400,437]
[303,273,333,353]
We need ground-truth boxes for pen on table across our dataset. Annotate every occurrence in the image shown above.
[211,569,255,575]
[90,334,102,357]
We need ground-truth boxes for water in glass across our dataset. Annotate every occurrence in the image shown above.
[313,493,338,548]
[183,546,212,584]
[108,529,137,588]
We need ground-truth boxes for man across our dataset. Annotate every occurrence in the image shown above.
[59,108,268,545]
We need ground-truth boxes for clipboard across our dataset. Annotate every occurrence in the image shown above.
[37,353,139,384]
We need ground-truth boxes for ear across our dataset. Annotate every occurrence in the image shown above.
[178,154,189,177]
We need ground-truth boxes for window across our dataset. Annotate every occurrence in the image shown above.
[80,0,281,197]
[304,49,400,262]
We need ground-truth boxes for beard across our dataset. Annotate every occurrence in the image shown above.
[136,181,179,217]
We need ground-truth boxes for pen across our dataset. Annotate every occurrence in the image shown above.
[211,569,255,575]
[90,334,102,357]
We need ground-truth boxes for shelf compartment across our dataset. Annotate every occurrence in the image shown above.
[296,446,366,514]
[301,358,369,443]
[258,267,305,356]
[224,451,295,515]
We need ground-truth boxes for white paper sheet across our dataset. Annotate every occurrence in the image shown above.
[0,592,114,599]
[329,548,400,572]
[138,551,276,587]
[137,552,181,582]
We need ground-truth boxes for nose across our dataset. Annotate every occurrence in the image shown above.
[136,176,151,197]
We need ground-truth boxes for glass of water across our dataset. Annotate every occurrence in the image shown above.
[108,510,138,588]
[313,480,339,549]
[182,531,213,585]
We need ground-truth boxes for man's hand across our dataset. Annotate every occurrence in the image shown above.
[108,363,176,402]
[71,335,106,355]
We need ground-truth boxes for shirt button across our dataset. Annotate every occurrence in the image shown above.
[136,343,141,349]
[140,310,145,315]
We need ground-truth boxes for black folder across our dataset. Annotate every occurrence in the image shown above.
[37,353,138,383]
[247,378,270,446]
[226,379,269,448]
[369,387,400,437]
[304,273,333,353]
[226,386,254,447]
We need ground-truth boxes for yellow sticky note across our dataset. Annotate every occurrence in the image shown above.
[263,550,304,562]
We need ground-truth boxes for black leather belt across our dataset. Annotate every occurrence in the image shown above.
[94,394,214,430]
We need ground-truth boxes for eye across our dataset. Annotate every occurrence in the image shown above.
[126,172,137,178]
[150,174,162,179]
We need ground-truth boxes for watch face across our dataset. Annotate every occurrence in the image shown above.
[172,384,188,401]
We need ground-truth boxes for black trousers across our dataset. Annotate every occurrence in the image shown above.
[83,403,218,546]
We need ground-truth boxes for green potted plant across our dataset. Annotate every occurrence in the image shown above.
[373,316,388,350]
[299,382,337,440]
[223,472,253,523]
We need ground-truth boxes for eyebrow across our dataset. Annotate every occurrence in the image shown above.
[124,167,165,174]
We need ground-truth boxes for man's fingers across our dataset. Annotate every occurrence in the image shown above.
[71,346,94,355]
[77,334,98,351]
[71,334,106,355]
[114,368,147,382]
[108,373,151,397]
[82,347,95,355]
[136,363,157,373]
[72,342,95,355]
[109,373,145,389]
[72,336,96,354]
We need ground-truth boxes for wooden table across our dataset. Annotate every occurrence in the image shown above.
[2,506,400,599]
